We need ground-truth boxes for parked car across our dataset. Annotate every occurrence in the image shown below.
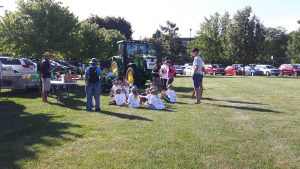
[244,66,264,76]
[0,56,39,89]
[0,56,37,75]
[183,66,193,76]
[255,65,279,76]
[173,65,184,75]
[204,64,225,75]
[225,66,243,76]
[232,64,244,70]
[247,64,257,68]
[278,64,300,76]
[184,63,192,67]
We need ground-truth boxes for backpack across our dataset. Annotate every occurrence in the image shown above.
[88,67,99,83]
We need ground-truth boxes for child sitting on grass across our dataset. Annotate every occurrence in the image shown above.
[161,84,176,103]
[146,87,165,110]
[114,89,127,106]
[126,86,140,108]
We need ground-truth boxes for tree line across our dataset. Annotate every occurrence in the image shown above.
[0,0,132,62]
[189,6,300,66]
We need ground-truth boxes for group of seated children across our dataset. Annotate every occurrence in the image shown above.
[109,79,177,110]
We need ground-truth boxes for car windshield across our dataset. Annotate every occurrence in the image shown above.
[126,43,148,56]
[293,65,300,69]
[56,61,71,67]
[266,66,275,69]
[22,58,35,65]
[174,65,181,69]
[0,58,21,65]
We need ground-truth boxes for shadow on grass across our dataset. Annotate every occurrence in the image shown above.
[206,103,283,114]
[202,97,267,105]
[100,110,153,121]
[0,100,82,169]
[0,88,40,99]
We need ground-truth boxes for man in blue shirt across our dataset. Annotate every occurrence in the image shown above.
[85,58,103,112]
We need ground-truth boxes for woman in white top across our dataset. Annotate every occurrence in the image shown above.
[126,86,140,108]
[160,60,170,91]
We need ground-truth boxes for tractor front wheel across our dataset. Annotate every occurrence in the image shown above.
[126,66,138,86]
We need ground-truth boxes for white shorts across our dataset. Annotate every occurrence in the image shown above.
[42,78,51,92]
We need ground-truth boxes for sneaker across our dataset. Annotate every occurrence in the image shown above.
[95,109,101,112]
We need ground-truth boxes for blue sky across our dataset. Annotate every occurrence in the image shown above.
[1,0,299,39]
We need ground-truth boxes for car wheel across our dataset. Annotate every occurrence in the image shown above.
[280,71,284,76]
[294,72,298,77]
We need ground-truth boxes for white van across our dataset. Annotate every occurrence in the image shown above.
[0,57,39,89]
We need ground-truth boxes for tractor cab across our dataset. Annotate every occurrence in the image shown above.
[111,40,157,87]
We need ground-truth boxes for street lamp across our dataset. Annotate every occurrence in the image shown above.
[189,28,192,57]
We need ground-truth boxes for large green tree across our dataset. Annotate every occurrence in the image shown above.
[148,21,186,63]
[190,12,231,64]
[287,29,300,63]
[77,21,125,62]
[229,6,266,64]
[261,27,289,66]
[0,0,78,57]
[87,15,133,39]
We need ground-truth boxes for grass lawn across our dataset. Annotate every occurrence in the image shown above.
[0,76,300,169]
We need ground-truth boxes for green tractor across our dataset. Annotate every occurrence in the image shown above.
[110,40,157,87]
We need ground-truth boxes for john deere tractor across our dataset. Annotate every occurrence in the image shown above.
[110,40,157,87]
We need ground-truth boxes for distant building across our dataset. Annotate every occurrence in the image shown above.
[177,38,195,43]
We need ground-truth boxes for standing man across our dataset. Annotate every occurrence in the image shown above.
[191,48,205,104]
[85,58,102,112]
[40,52,56,102]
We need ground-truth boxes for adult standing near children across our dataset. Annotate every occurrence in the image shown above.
[191,48,205,104]
[85,58,103,112]
[160,59,170,91]
[152,60,162,91]
[40,52,56,102]
[167,60,176,84]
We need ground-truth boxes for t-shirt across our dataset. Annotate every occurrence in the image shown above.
[160,64,169,79]
[115,93,127,106]
[41,59,51,78]
[85,66,103,83]
[128,93,140,108]
[148,95,165,110]
[168,66,176,79]
[166,89,176,103]
[192,55,205,75]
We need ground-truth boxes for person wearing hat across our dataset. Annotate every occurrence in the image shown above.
[40,52,57,102]
[191,48,205,104]
[85,58,103,112]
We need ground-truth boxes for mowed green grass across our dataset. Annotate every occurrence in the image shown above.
[0,76,299,169]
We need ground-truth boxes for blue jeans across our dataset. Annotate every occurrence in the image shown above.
[86,82,101,111]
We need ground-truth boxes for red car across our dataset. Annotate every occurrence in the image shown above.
[225,66,243,76]
[278,64,300,76]
[204,64,225,75]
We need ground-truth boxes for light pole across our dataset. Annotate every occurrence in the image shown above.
[189,28,192,57]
